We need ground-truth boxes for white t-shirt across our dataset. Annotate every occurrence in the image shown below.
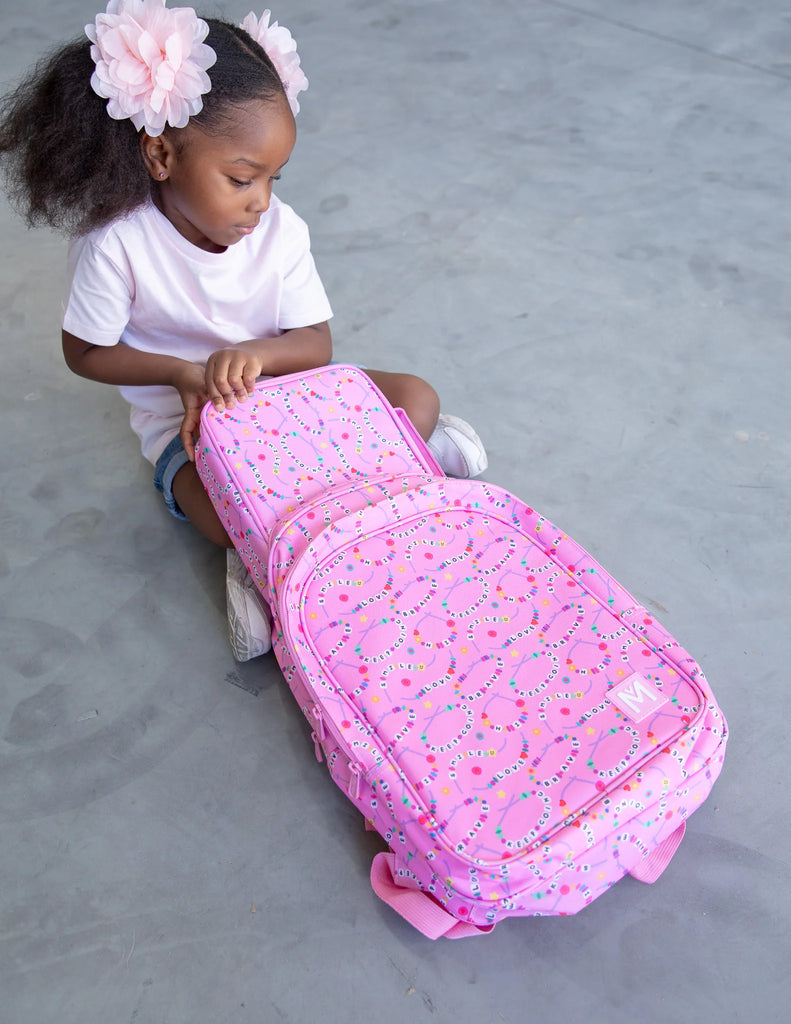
[62,196,333,463]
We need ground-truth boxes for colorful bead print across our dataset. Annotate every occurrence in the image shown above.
[197,366,728,927]
[197,366,441,593]
[275,476,727,922]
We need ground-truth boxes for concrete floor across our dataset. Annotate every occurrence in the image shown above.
[1,1,789,1021]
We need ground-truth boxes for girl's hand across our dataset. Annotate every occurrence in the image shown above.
[172,361,211,462]
[204,347,265,411]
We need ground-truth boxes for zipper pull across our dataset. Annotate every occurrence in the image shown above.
[348,761,365,801]
[311,706,326,741]
[310,730,324,763]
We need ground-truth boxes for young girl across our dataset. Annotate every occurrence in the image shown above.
[0,0,487,661]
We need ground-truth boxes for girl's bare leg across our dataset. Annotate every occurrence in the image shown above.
[171,461,232,547]
[365,369,440,440]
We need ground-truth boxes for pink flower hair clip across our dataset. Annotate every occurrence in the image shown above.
[86,0,216,136]
[240,9,309,115]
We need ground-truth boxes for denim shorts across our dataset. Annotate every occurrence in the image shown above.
[153,434,190,521]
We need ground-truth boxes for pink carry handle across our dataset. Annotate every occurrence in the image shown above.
[370,853,494,940]
[372,823,685,937]
[393,408,443,475]
[628,822,686,883]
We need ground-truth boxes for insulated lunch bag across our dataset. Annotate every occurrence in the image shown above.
[196,365,728,938]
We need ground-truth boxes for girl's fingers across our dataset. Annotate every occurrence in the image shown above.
[206,354,254,407]
[205,369,236,409]
[179,410,200,461]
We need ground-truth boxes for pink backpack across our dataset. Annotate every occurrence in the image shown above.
[197,366,728,938]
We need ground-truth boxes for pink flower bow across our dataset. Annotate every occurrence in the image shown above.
[86,0,217,136]
[240,10,308,115]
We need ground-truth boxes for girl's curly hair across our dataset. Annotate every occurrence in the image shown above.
[0,19,285,236]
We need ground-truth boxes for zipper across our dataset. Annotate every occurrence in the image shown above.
[286,488,709,867]
[308,703,372,800]
[309,705,327,762]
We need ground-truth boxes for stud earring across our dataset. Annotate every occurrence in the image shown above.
[158,172,166,179]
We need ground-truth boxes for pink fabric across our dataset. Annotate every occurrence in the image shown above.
[277,475,727,924]
[197,366,728,933]
[197,365,441,595]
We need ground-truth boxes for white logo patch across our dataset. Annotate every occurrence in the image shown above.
[609,673,668,723]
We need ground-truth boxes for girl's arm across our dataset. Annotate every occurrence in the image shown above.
[63,329,209,457]
[62,330,204,391]
[62,320,332,461]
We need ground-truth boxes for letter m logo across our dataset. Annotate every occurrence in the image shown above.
[609,673,668,723]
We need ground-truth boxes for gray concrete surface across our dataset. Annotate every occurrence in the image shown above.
[1,1,789,1022]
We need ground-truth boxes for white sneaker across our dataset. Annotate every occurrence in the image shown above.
[226,548,271,661]
[427,413,488,478]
